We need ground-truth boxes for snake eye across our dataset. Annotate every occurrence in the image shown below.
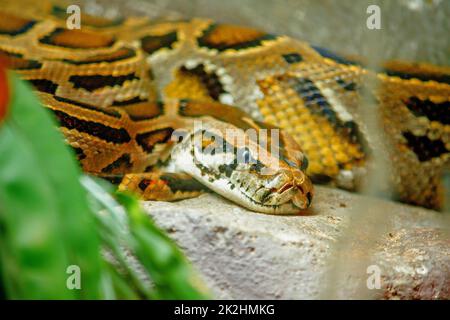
[284,159,297,168]
[300,155,309,171]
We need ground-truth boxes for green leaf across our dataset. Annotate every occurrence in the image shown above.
[117,192,209,300]
[0,72,209,300]
[0,73,104,299]
[83,176,210,300]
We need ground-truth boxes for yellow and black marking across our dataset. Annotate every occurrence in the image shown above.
[257,73,366,181]
[402,131,448,162]
[39,28,115,49]
[178,99,254,130]
[53,96,121,118]
[197,23,278,52]
[311,45,360,66]
[120,172,205,201]
[141,31,178,55]
[404,97,450,124]
[178,64,227,101]
[69,73,139,91]
[72,146,87,161]
[52,109,131,144]
[0,50,42,70]
[29,79,58,94]
[116,101,164,121]
[289,77,362,144]
[112,96,150,107]
[62,47,136,65]
[159,173,208,193]
[291,78,363,148]
[382,60,450,85]
[0,11,36,36]
[136,128,174,153]
[101,153,133,174]
[336,77,357,91]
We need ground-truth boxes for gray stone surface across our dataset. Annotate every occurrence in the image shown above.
[142,186,450,299]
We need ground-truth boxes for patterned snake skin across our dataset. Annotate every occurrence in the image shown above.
[1,0,449,212]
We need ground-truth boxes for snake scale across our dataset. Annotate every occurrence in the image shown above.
[0,0,449,213]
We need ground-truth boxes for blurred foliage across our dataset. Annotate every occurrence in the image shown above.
[0,71,208,299]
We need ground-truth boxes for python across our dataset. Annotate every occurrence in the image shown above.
[0,0,448,213]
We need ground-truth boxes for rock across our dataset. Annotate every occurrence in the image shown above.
[142,186,450,299]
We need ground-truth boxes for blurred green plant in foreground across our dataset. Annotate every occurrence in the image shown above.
[0,69,208,299]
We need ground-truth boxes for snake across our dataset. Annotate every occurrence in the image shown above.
[0,0,449,213]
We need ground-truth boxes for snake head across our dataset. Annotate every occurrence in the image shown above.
[172,122,314,214]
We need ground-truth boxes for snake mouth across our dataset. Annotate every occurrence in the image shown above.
[272,182,312,209]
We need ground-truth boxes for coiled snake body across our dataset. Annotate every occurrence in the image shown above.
[1,0,449,213]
